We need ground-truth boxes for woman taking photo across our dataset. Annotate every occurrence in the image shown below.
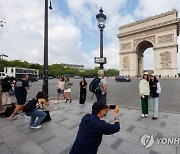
[139,72,150,118]
[79,77,87,106]
[23,91,50,129]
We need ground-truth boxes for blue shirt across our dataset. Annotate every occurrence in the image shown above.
[70,114,120,154]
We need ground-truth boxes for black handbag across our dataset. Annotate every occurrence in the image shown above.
[40,110,51,124]
[3,104,16,117]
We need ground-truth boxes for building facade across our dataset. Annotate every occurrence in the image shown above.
[117,10,180,77]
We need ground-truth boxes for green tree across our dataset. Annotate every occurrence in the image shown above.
[105,69,119,77]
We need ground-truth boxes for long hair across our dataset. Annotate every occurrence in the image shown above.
[36,91,46,100]
[150,76,158,83]
[142,74,149,81]
[80,77,87,85]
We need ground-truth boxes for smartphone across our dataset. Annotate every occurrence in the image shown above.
[110,105,116,109]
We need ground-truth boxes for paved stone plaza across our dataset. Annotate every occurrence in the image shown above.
[27,78,180,113]
[0,100,180,154]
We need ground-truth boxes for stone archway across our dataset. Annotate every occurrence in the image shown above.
[136,40,154,75]
[117,9,180,77]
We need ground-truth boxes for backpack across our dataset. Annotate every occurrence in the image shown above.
[3,104,16,117]
[22,99,37,112]
[89,77,102,94]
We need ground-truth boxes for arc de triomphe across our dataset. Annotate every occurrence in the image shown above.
[117,10,180,76]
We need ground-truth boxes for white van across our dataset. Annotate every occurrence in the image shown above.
[0,72,6,79]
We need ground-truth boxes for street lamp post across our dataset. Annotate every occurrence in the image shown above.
[96,7,106,69]
[0,54,8,60]
[0,18,6,111]
[42,0,52,98]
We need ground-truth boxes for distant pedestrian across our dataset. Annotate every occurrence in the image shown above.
[56,77,65,103]
[10,77,16,91]
[24,91,50,129]
[139,72,150,118]
[96,69,107,104]
[69,102,120,154]
[79,77,87,106]
[1,77,12,106]
[149,73,161,120]
[10,75,30,119]
[64,77,73,103]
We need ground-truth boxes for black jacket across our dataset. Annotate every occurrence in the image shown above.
[149,81,159,98]
[70,114,120,154]
[1,80,11,92]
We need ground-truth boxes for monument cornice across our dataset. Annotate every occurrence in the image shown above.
[119,9,178,30]
[153,44,178,50]
[117,19,180,38]
[119,51,135,54]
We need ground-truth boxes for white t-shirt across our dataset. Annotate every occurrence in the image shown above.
[57,81,65,90]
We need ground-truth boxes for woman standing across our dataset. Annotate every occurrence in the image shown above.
[24,91,50,129]
[56,77,65,103]
[79,77,87,106]
[149,73,161,120]
[139,72,150,118]
[64,77,73,103]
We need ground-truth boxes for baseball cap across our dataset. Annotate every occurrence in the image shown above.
[150,73,155,77]
[92,102,108,113]
[143,72,149,75]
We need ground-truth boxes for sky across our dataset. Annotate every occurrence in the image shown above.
[0,0,180,72]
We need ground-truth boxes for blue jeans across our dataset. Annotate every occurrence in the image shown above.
[25,109,47,127]
[150,97,159,118]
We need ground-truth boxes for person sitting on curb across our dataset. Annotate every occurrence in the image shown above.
[69,101,120,154]
[23,91,50,129]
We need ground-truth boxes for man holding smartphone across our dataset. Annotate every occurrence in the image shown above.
[69,102,120,154]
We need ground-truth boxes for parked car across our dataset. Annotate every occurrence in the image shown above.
[74,75,81,79]
[115,76,131,82]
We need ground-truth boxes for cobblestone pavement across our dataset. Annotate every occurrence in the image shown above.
[26,78,180,113]
[0,100,180,154]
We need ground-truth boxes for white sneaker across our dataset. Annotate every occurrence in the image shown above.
[31,125,41,129]
[54,101,58,104]
[145,114,148,117]
[79,104,82,107]
[9,115,17,120]
[141,114,145,118]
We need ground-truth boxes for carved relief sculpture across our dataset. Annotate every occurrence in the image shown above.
[160,51,172,68]
[134,35,155,49]
[123,56,130,70]
[121,42,132,50]
[158,34,174,44]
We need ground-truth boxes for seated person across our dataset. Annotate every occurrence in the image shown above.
[24,91,50,129]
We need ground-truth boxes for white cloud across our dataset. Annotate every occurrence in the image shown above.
[135,0,180,18]
[0,0,179,72]
[0,0,87,67]
[134,0,180,72]
[66,0,134,69]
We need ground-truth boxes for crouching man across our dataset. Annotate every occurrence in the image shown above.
[69,102,120,154]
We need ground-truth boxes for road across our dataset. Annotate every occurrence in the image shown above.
[26,78,180,113]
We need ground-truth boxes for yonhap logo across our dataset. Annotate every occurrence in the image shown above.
[140,134,180,149]
[140,134,154,149]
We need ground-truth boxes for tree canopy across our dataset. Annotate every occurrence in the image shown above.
[0,60,119,77]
